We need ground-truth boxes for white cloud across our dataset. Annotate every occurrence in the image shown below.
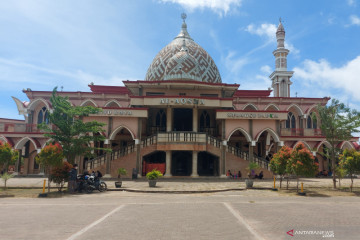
[222,51,249,74]
[350,15,360,26]
[293,56,360,101]
[158,0,242,16]
[260,65,272,74]
[245,23,277,41]
[347,0,356,6]
[245,22,300,56]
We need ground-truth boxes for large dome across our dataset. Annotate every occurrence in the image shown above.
[145,16,222,83]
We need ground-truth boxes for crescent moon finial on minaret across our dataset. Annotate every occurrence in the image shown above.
[181,13,187,22]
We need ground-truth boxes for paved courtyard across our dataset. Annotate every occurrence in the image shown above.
[0,189,359,240]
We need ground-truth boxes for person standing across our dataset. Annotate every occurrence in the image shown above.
[68,164,78,193]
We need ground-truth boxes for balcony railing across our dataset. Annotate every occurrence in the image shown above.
[280,128,322,137]
[157,132,207,143]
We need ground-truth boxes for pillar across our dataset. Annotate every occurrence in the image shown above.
[166,107,172,132]
[192,108,198,132]
[191,151,199,177]
[164,151,172,177]
[13,149,22,175]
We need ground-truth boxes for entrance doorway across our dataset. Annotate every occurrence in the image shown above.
[198,152,219,176]
[173,108,192,131]
[142,151,166,176]
[171,151,192,176]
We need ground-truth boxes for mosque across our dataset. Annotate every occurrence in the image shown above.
[0,15,358,178]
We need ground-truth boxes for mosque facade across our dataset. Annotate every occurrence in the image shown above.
[0,16,358,178]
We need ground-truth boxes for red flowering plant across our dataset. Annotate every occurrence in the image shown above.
[36,143,64,192]
[270,145,292,189]
[50,161,73,192]
[286,143,318,192]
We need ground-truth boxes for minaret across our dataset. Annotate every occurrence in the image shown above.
[270,19,294,97]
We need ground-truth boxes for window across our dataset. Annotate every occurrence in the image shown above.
[286,112,296,129]
[307,113,318,129]
[146,92,165,96]
[37,107,49,124]
[200,110,210,130]
[155,110,166,130]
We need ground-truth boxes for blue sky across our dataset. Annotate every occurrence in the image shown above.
[1,0,360,120]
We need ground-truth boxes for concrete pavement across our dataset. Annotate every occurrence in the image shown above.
[0,190,359,239]
[2,177,358,193]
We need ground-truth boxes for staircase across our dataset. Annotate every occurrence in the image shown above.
[85,132,271,176]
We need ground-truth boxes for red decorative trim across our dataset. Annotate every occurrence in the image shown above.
[217,109,288,113]
[101,107,148,110]
[234,90,272,97]
[130,95,233,100]
[89,85,130,94]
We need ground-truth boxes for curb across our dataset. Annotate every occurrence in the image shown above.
[106,187,274,194]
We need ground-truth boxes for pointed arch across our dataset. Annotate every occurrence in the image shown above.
[27,98,50,111]
[227,127,252,142]
[80,99,98,107]
[305,104,318,115]
[104,100,122,108]
[254,128,280,142]
[338,141,355,150]
[286,103,304,116]
[109,125,136,140]
[293,141,312,151]
[315,140,332,152]
[264,103,280,111]
[14,137,41,150]
[0,136,14,146]
[242,103,258,111]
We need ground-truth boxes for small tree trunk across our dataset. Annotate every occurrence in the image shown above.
[339,178,341,188]
[331,148,337,189]
[350,176,353,192]
[286,178,289,190]
[4,179,7,189]
[280,176,283,189]
[297,178,299,193]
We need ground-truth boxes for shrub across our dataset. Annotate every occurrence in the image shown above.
[50,162,73,191]
[146,169,163,180]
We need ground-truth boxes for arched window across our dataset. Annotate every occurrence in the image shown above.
[37,107,49,124]
[155,110,166,131]
[307,115,312,129]
[286,112,296,129]
[312,116,317,129]
[307,113,318,129]
[200,110,210,130]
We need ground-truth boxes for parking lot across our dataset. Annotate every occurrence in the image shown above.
[1,189,359,240]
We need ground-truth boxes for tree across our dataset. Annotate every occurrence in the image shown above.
[36,143,64,192]
[316,99,360,189]
[286,143,318,192]
[39,87,108,164]
[0,142,17,173]
[339,149,360,192]
[50,162,73,192]
[1,173,14,189]
[270,145,292,189]
[335,166,346,188]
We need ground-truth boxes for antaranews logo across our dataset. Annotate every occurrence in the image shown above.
[286,229,294,237]
[286,229,334,238]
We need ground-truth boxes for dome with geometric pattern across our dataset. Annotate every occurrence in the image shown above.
[145,15,222,83]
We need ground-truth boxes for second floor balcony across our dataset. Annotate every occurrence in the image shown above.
[280,128,322,137]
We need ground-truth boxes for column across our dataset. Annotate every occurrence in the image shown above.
[220,119,226,177]
[192,108,198,132]
[249,144,254,162]
[191,151,199,177]
[166,107,172,132]
[164,151,172,177]
[13,149,22,175]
